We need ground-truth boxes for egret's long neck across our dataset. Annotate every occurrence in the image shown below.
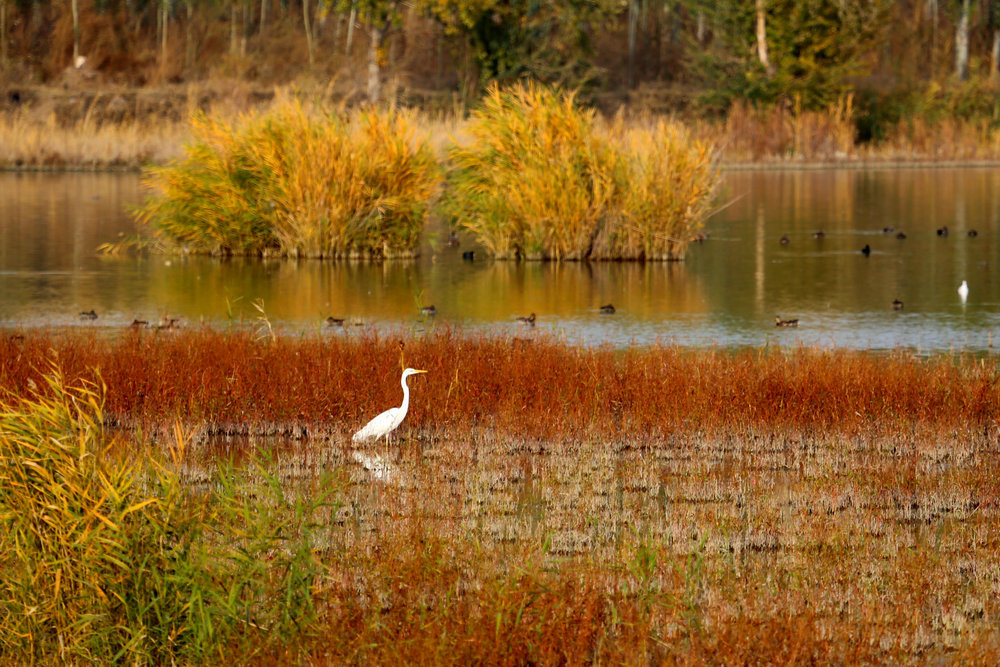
[399,374,411,412]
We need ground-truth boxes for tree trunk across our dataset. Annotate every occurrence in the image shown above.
[992,28,1000,84]
[303,0,314,65]
[185,0,194,69]
[755,0,773,77]
[1,1,7,65]
[71,0,80,63]
[230,2,238,55]
[346,7,357,56]
[260,0,267,34]
[161,0,169,69]
[368,23,385,103]
[627,0,638,89]
[955,0,970,80]
[241,0,248,56]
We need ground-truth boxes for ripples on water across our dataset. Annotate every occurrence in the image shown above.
[0,169,997,353]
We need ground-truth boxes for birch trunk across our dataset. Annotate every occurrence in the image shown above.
[755,0,773,76]
[303,0,314,66]
[1,1,7,65]
[71,0,80,63]
[368,23,385,103]
[955,0,970,80]
[992,28,1000,84]
[346,7,357,56]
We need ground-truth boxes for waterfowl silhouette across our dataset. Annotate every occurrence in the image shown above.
[891,299,903,311]
[446,231,460,247]
[774,316,799,327]
[516,313,536,326]
[968,229,978,237]
[882,226,895,233]
[156,317,179,330]
[813,231,825,239]
[937,226,949,237]
[129,319,149,328]
[421,305,438,316]
[462,250,475,261]
[79,310,97,320]
[326,316,345,327]
[958,280,969,301]
[779,235,790,245]
[599,304,615,314]
[860,244,871,256]
[896,231,907,239]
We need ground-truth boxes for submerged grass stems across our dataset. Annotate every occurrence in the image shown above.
[134,101,441,259]
[443,82,720,261]
[0,365,342,663]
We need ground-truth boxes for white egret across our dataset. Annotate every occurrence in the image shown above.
[352,368,427,443]
[958,280,969,302]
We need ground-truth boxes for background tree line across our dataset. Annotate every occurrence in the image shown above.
[1,0,999,125]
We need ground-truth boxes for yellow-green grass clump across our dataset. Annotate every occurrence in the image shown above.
[135,102,441,259]
[443,83,720,260]
[0,369,338,663]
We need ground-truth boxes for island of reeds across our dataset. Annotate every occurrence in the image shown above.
[131,84,719,262]
[1,327,998,663]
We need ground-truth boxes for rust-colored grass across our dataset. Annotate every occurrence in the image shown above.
[2,328,999,663]
[1,327,995,439]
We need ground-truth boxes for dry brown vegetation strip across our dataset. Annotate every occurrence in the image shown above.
[1,327,996,437]
[2,328,999,662]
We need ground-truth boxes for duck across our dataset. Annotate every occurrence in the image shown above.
[129,319,149,328]
[326,316,345,327]
[891,299,903,311]
[813,230,825,239]
[882,226,895,233]
[599,304,615,314]
[937,226,949,237]
[779,235,790,245]
[516,313,536,326]
[896,231,907,239]
[79,310,98,320]
[860,244,871,256]
[775,316,799,327]
[421,305,438,316]
[462,250,475,261]
[958,280,969,301]
[968,229,978,237]
[446,231,460,247]
[156,317,179,330]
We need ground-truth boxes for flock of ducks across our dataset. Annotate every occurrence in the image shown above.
[77,311,181,330]
[775,225,977,327]
[325,303,618,329]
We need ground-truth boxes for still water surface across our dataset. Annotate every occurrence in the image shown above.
[1,169,998,352]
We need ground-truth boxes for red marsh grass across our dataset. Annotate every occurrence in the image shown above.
[2,328,999,662]
[1,327,996,439]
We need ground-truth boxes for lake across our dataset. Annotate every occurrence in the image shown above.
[0,168,997,352]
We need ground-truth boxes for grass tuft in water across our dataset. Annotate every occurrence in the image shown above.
[134,101,441,259]
[443,82,720,261]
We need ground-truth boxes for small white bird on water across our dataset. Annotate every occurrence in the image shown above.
[958,280,969,302]
[352,368,428,443]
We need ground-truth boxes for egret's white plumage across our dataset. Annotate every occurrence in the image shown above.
[958,280,969,301]
[352,368,427,443]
